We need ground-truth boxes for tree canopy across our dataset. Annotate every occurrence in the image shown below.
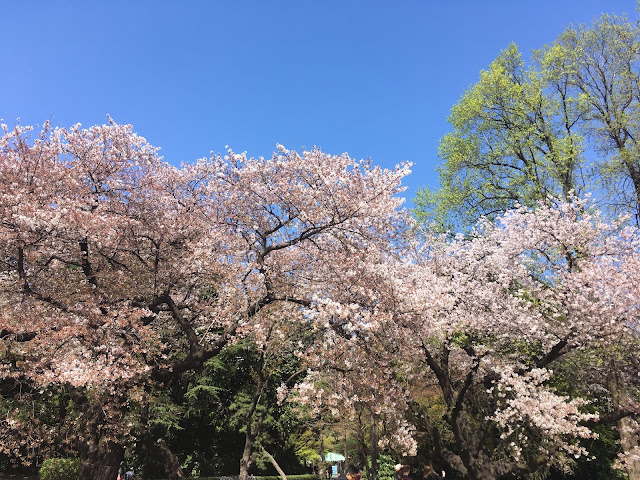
[416,13,640,231]
[0,119,409,480]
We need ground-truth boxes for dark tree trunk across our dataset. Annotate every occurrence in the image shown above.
[77,414,124,480]
[239,408,267,480]
[156,438,184,480]
[71,390,127,480]
[239,428,256,480]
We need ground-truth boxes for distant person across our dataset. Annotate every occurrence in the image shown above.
[336,464,362,480]
[116,462,134,480]
[394,464,403,480]
[422,465,444,480]
[400,465,412,480]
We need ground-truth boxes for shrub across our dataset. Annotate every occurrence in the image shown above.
[376,454,396,480]
[38,457,80,480]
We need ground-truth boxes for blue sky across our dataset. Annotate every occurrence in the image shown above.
[1,1,636,205]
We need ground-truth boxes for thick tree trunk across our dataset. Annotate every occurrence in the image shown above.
[454,432,495,480]
[77,417,124,480]
[239,408,266,480]
[156,438,184,480]
[239,428,256,480]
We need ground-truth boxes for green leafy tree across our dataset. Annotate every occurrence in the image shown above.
[417,13,640,232]
[416,43,585,231]
[547,13,640,224]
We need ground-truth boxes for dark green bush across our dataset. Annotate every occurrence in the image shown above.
[38,457,80,480]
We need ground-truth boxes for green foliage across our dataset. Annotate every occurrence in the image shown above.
[38,457,79,480]
[141,339,313,478]
[416,12,640,231]
[375,454,396,480]
[149,391,186,436]
[416,42,584,232]
[291,428,322,465]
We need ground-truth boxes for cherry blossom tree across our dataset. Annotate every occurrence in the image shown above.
[300,198,640,480]
[0,120,410,480]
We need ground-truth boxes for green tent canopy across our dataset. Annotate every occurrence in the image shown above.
[325,452,345,462]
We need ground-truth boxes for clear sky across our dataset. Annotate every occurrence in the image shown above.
[1,1,637,205]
